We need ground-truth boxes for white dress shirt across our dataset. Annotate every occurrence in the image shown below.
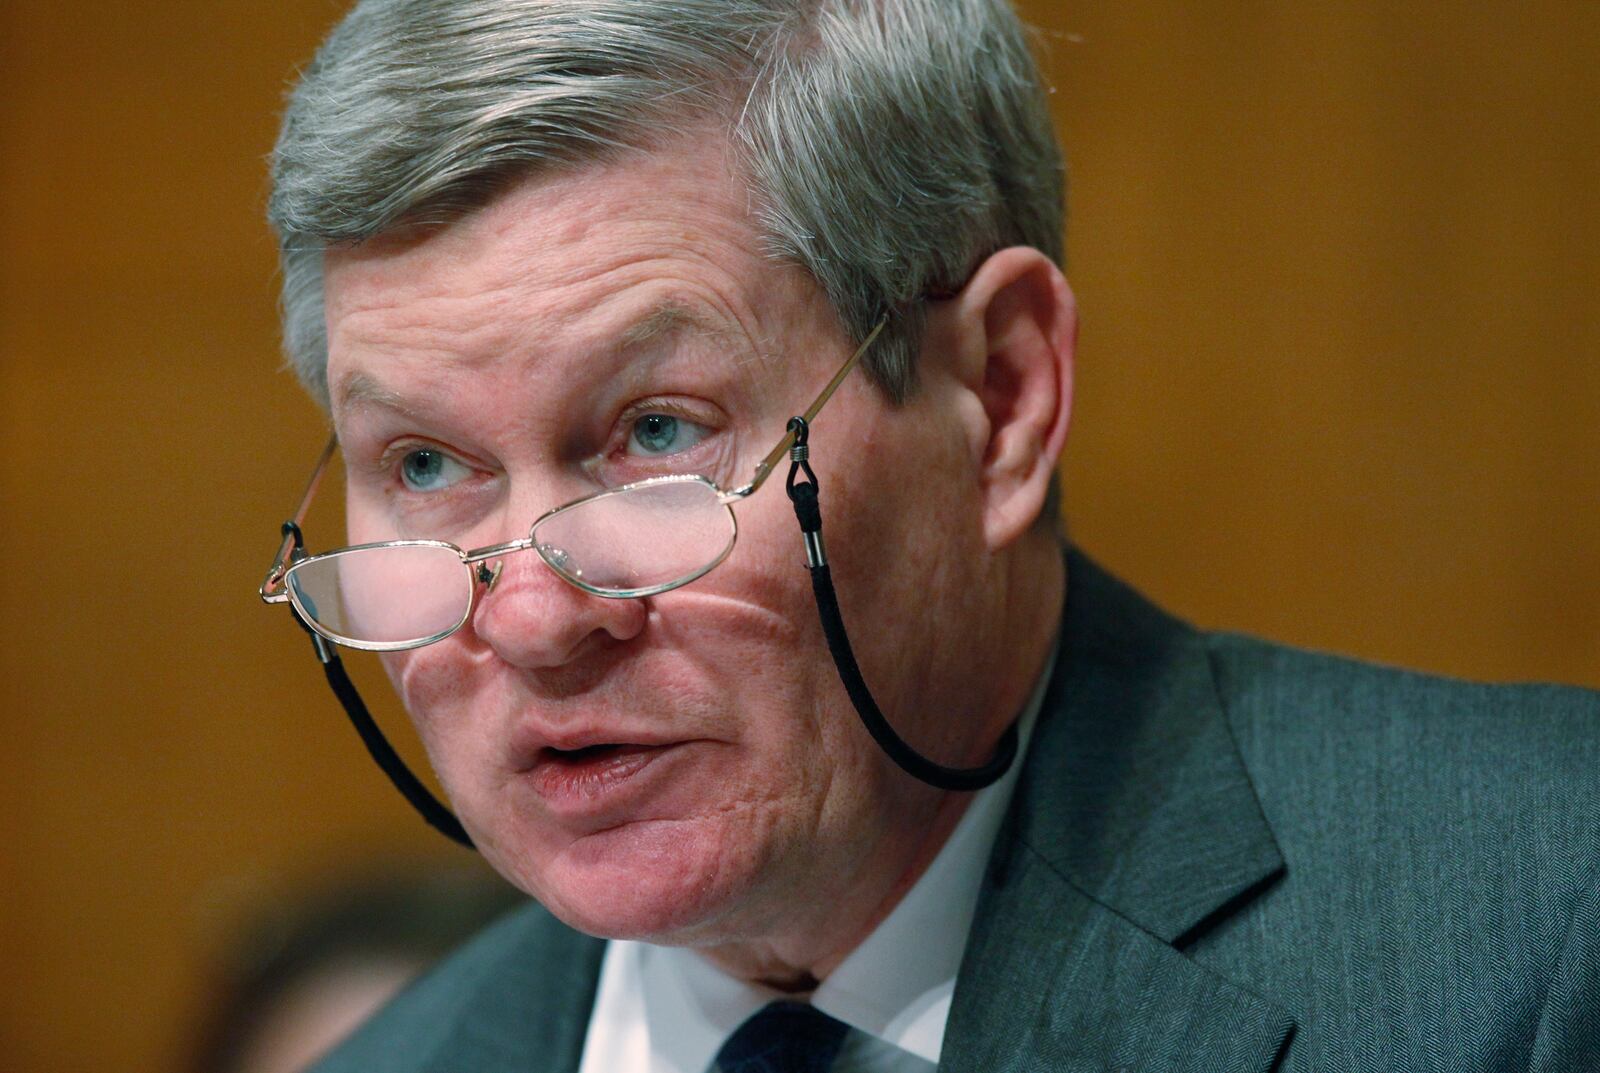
[577,650,1051,1073]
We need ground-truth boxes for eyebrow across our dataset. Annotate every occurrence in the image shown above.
[615,299,738,350]
[330,299,746,416]
[336,372,419,418]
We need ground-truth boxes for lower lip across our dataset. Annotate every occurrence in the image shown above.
[526,744,679,810]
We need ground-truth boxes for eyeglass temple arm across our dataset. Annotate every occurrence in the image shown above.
[733,319,886,498]
[260,434,339,601]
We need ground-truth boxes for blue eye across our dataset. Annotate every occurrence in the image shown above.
[400,448,470,492]
[629,413,705,456]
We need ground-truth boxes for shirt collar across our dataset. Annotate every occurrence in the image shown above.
[582,646,1052,1072]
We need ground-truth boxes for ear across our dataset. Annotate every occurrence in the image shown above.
[940,247,1076,550]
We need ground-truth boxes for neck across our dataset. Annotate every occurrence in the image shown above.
[694,785,977,989]
[694,535,1065,989]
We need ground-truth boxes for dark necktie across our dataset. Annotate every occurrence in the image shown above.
[713,1000,852,1073]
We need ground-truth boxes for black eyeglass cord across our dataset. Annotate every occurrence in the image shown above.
[289,415,1015,846]
[783,417,1018,793]
[291,611,475,847]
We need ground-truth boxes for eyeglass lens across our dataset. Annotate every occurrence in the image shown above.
[533,478,734,594]
[287,477,737,647]
[288,543,474,646]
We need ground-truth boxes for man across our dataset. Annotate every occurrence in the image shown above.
[260,1,1600,1070]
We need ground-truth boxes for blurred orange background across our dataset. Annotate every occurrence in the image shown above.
[2,2,1595,1070]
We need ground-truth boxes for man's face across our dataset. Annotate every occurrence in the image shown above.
[322,134,998,954]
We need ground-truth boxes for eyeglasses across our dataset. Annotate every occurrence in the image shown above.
[259,320,886,651]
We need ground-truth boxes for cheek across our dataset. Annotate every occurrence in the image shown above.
[655,559,901,828]
[799,405,984,746]
[645,575,814,732]
[379,645,479,750]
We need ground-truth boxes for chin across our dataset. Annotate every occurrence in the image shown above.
[488,812,771,943]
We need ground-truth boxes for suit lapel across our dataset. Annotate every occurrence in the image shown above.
[430,907,607,1072]
[943,845,1293,1072]
[942,549,1294,1072]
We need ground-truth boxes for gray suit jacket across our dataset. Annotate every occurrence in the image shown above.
[317,550,1600,1071]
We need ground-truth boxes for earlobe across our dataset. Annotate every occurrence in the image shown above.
[954,247,1076,550]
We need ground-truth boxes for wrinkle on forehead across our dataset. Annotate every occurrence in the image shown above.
[323,130,836,428]
[329,292,764,426]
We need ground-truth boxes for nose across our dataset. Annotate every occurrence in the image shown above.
[469,545,646,668]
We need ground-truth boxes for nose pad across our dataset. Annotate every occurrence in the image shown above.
[475,560,504,592]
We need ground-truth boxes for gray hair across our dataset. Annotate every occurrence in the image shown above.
[269,0,1064,409]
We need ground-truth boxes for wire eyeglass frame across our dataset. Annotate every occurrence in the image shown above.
[259,320,886,652]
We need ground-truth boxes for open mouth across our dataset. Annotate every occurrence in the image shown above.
[542,743,648,764]
[529,742,673,803]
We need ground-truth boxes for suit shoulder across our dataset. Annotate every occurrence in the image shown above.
[313,899,602,1072]
[1206,629,1600,877]
[1207,630,1600,768]
[1191,634,1600,1066]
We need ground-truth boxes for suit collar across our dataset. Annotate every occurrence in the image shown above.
[943,548,1292,1071]
[1017,547,1284,943]
[424,905,606,1072]
[943,841,1294,1072]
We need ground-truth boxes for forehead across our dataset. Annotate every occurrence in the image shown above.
[322,133,821,412]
